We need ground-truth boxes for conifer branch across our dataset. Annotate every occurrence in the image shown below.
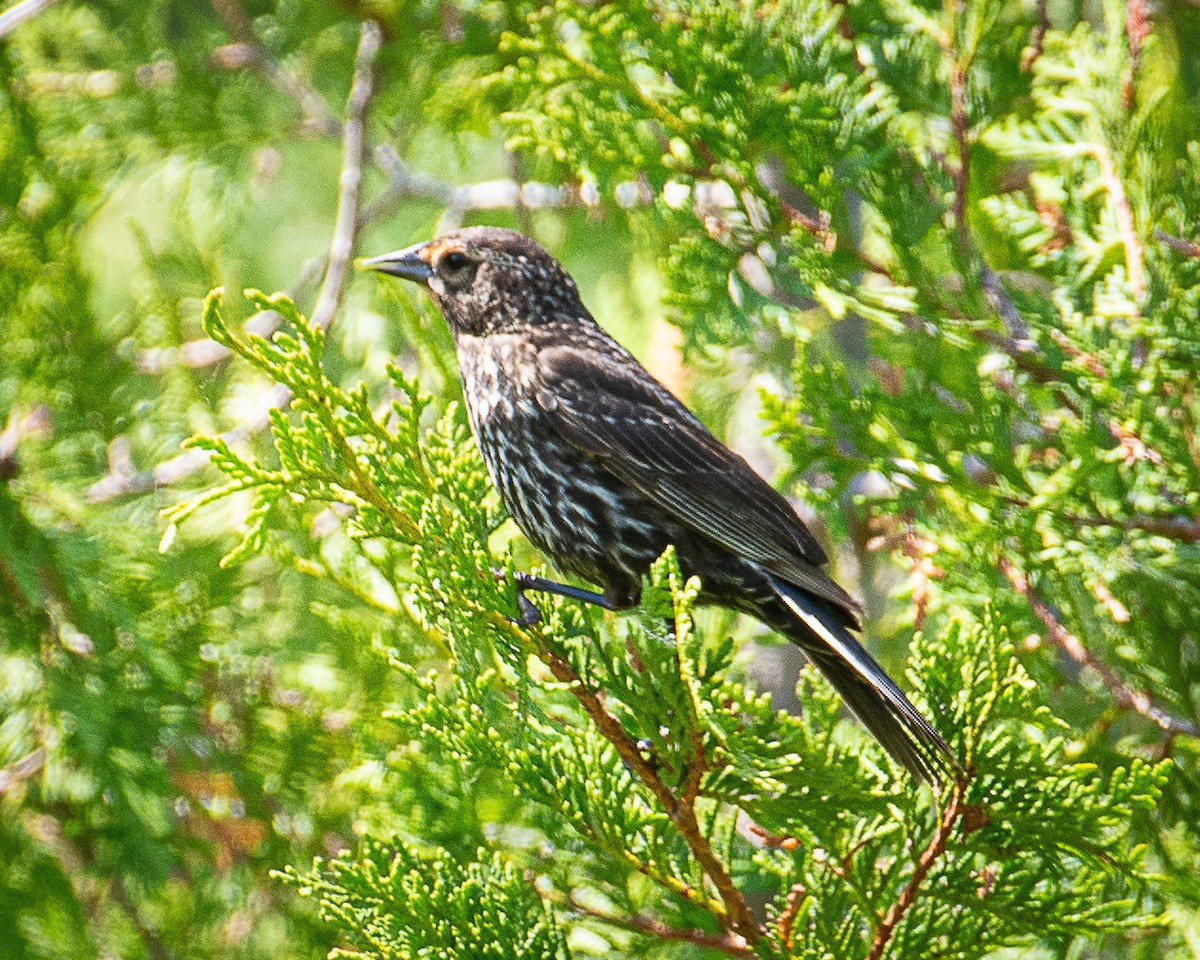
[866,777,968,960]
[566,895,755,958]
[999,558,1200,738]
[533,641,761,946]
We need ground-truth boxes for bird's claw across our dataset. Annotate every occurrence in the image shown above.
[513,592,543,626]
[492,567,544,626]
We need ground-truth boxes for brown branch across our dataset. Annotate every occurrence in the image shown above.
[1154,229,1200,259]
[1047,328,1105,377]
[567,895,754,958]
[0,0,59,38]
[866,777,968,960]
[999,558,1200,738]
[776,882,807,949]
[1123,0,1150,110]
[1047,510,1200,544]
[537,646,761,946]
[1021,0,1049,72]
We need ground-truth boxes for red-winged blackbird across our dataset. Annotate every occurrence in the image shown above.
[364,227,954,782]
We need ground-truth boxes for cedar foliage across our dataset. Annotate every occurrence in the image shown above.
[1,2,1197,958]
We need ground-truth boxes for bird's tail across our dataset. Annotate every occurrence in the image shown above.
[767,574,957,784]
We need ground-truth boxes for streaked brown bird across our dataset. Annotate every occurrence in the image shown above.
[364,227,954,782]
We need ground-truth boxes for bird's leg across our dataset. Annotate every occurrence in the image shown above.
[490,568,624,626]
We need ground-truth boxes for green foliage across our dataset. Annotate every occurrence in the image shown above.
[280,839,568,959]
[3,0,1199,958]
[164,292,1165,958]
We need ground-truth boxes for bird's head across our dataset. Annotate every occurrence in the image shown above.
[361,227,586,337]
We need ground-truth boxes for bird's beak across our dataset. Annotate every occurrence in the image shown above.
[358,242,434,285]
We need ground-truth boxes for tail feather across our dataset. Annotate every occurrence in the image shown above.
[767,574,956,784]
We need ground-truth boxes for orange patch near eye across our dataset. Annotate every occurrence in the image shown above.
[426,240,464,265]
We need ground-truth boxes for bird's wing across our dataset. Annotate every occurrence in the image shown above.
[533,341,860,618]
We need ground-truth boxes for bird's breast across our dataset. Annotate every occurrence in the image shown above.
[455,334,539,425]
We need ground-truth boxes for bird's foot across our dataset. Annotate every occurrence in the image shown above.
[489,567,621,624]
[490,567,544,626]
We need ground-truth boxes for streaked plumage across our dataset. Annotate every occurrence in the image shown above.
[364,227,955,783]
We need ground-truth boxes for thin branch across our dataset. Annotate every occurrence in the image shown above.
[1093,141,1146,301]
[311,20,381,332]
[1123,0,1151,111]
[1,405,51,481]
[1021,0,1049,72]
[775,881,807,950]
[0,0,59,39]
[1047,328,1105,377]
[566,895,754,959]
[1154,229,1200,259]
[208,0,340,136]
[0,748,45,795]
[534,643,760,946]
[949,55,970,236]
[999,558,1200,738]
[866,777,968,960]
[89,24,382,504]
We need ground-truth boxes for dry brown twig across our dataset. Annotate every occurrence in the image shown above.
[1021,0,1050,72]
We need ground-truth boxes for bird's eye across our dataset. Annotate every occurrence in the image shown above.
[441,251,469,271]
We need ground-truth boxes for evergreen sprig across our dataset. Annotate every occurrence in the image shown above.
[168,290,1166,958]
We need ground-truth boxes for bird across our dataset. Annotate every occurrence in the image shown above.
[362,226,955,783]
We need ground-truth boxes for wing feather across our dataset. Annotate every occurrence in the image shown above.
[533,342,860,618]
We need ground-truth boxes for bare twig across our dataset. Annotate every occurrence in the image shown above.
[0,748,45,795]
[208,0,340,136]
[776,882,807,949]
[89,23,383,504]
[979,264,1032,344]
[311,20,381,332]
[1080,514,1200,543]
[567,895,754,958]
[0,0,59,38]
[1048,328,1105,377]
[999,558,1200,738]
[1154,229,1200,259]
[1,405,51,481]
[866,777,968,960]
